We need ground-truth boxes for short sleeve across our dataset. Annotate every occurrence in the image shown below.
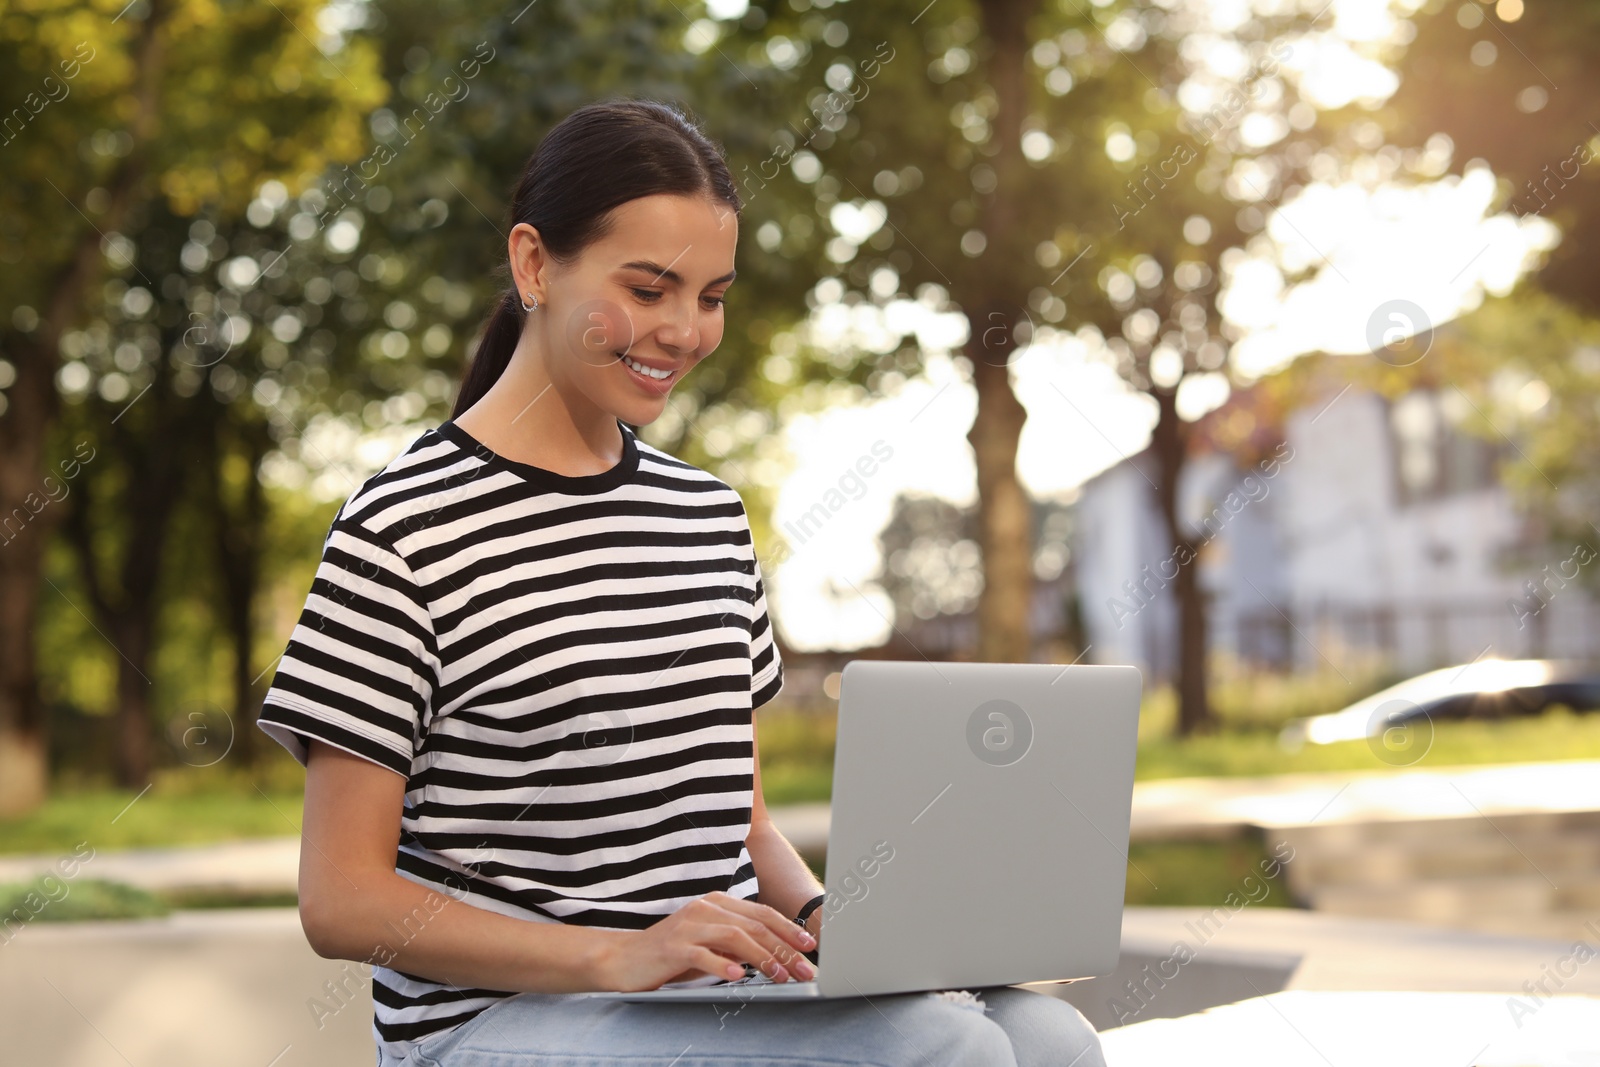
[750,556,784,710]
[258,515,436,778]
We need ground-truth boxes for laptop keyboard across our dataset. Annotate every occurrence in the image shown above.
[725,966,819,987]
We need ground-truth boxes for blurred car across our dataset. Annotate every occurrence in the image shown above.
[1277,658,1600,749]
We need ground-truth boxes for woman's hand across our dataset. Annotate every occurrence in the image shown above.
[592,891,818,992]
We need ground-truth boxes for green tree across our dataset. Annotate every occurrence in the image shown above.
[50,189,393,786]
[1387,0,1600,318]
[714,0,1329,734]
[0,0,384,812]
[1384,0,1600,570]
[1429,290,1600,566]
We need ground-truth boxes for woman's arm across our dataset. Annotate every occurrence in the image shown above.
[745,726,826,943]
[298,741,619,992]
[299,740,818,991]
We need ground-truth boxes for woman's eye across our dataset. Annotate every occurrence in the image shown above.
[628,287,724,309]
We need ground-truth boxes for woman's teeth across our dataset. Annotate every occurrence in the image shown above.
[617,353,672,380]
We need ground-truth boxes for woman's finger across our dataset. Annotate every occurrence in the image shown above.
[714,895,819,954]
[718,922,815,980]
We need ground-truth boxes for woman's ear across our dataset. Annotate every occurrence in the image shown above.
[508,223,547,304]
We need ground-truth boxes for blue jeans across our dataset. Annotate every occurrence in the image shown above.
[402,985,1106,1067]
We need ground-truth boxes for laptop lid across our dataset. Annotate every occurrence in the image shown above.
[816,660,1142,998]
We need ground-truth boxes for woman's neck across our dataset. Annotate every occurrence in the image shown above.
[454,343,624,477]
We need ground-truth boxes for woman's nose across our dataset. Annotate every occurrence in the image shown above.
[658,300,701,352]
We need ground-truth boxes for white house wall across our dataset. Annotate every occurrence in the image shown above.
[1074,385,1599,681]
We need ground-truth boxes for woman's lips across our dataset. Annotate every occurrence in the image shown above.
[614,351,678,395]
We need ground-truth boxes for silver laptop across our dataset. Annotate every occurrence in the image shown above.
[587,660,1142,1002]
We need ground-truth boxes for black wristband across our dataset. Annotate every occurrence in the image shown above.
[794,893,826,929]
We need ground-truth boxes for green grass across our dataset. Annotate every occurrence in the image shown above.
[1148,710,1600,778]
[0,761,305,856]
[1132,667,1600,779]
[1123,837,1296,909]
[0,786,304,856]
[0,877,297,922]
[0,877,170,923]
[757,707,840,806]
[158,887,300,910]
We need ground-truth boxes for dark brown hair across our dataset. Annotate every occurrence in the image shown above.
[451,98,743,418]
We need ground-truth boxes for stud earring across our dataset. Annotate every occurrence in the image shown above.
[521,291,540,312]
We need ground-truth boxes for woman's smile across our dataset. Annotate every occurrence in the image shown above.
[614,349,682,390]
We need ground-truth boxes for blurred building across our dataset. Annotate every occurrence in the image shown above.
[1074,446,1288,677]
[1075,380,1600,680]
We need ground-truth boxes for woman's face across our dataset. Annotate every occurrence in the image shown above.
[514,193,738,428]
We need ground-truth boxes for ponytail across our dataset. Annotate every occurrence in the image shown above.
[449,98,742,420]
[452,290,526,419]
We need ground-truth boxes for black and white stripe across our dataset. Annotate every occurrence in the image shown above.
[259,419,782,1065]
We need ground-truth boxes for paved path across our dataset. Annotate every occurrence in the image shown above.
[0,835,303,893]
[1100,991,1600,1067]
[0,908,372,1067]
[1045,904,1600,1031]
[1120,906,1600,995]
[1128,759,1600,834]
[6,906,1597,1067]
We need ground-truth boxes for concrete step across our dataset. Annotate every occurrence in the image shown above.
[1306,871,1600,938]
[1555,874,1600,912]
[1277,810,1600,855]
[1382,908,1600,945]
[1309,873,1560,926]
[1281,832,1600,890]
[1462,909,1600,944]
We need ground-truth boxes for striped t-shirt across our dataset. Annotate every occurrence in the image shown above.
[258,418,783,1065]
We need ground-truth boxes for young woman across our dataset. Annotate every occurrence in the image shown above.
[260,98,1106,1067]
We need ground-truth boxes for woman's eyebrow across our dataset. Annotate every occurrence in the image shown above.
[619,259,736,287]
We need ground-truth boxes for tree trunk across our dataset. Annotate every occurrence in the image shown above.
[63,316,191,789]
[210,416,271,768]
[0,340,59,816]
[1149,385,1213,735]
[967,354,1033,662]
[111,617,154,788]
[66,438,186,788]
[967,0,1039,664]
